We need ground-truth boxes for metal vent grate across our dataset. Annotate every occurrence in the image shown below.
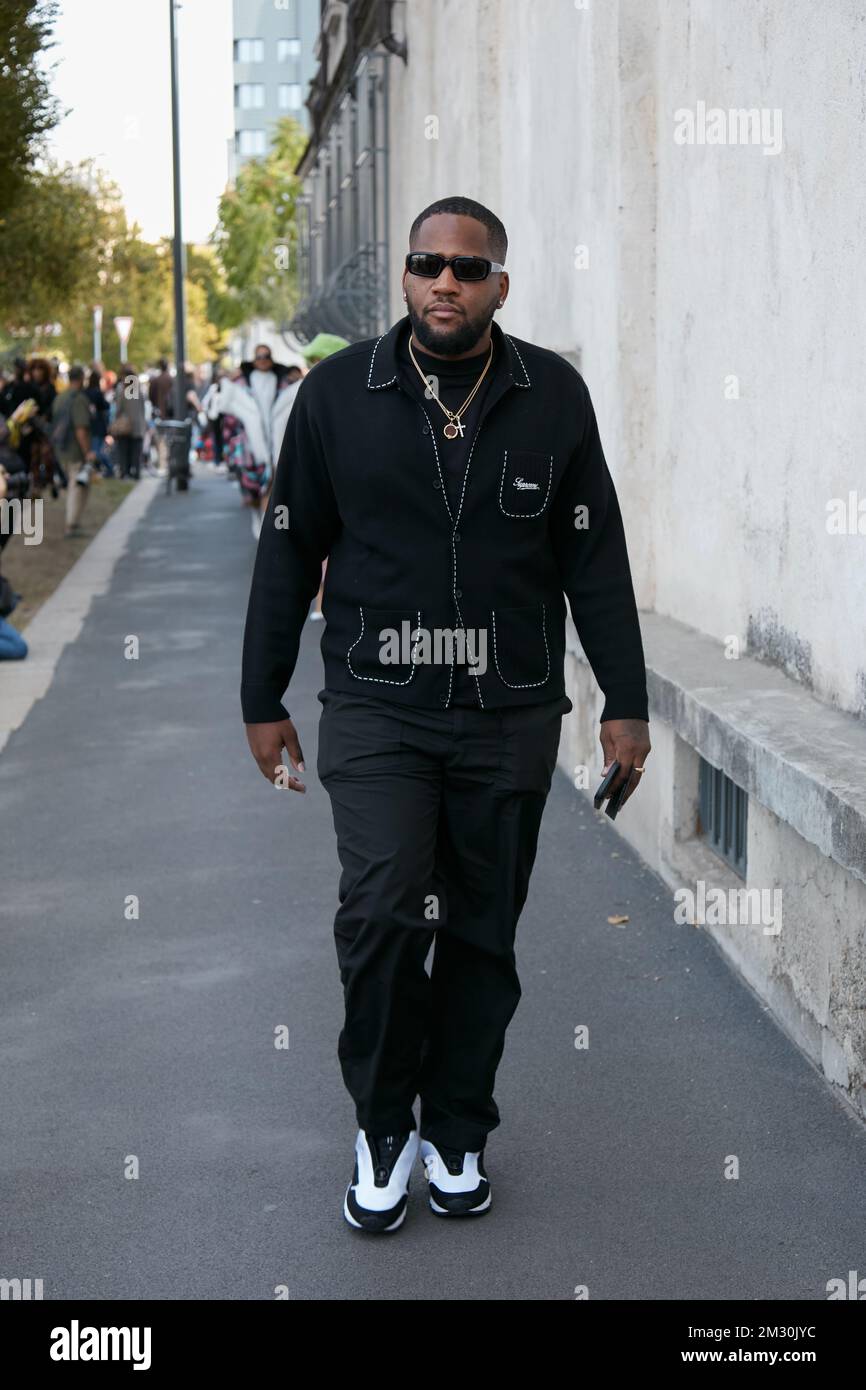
[698,758,748,878]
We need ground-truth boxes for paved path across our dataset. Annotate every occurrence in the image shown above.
[2,469,864,1301]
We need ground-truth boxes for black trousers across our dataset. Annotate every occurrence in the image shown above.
[317,689,572,1152]
[210,416,224,464]
[114,435,143,479]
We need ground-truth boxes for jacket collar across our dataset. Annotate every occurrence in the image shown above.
[366,314,531,392]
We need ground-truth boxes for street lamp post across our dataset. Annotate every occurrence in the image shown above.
[114,315,134,364]
[169,0,187,420]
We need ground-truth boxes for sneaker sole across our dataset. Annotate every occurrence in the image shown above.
[343,1185,408,1233]
[428,1190,492,1217]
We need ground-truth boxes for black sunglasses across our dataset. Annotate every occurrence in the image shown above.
[405,252,505,282]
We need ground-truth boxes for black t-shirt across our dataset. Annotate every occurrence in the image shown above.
[395,324,496,706]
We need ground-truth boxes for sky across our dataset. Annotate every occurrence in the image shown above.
[44,0,235,244]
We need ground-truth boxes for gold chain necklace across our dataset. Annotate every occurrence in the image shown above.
[407,335,494,440]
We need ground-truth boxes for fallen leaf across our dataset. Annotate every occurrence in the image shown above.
[607,914,630,925]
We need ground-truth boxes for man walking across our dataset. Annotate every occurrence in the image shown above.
[147,359,174,420]
[51,365,97,538]
[241,196,651,1233]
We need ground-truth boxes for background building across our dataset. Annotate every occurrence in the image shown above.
[226,0,322,362]
[230,0,320,180]
[292,0,397,341]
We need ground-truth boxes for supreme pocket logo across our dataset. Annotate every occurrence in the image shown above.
[499,449,553,517]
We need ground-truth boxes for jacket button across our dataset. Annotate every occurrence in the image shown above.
[454,531,461,542]
[433,478,442,488]
[422,424,430,435]
[455,588,463,598]
[438,694,448,704]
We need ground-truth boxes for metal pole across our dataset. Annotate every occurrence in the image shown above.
[93,305,102,363]
[169,0,187,420]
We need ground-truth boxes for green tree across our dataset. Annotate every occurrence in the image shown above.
[0,4,224,367]
[0,164,224,368]
[212,117,307,329]
[178,242,232,357]
[0,161,108,340]
[61,230,224,371]
[0,0,62,197]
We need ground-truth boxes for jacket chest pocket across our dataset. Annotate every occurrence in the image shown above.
[498,449,553,518]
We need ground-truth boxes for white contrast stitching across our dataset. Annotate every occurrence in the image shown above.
[452,424,480,532]
[498,449,553,518]
[421,404,486,709]
[450,422,482,706]
[367,335,397,389]
[346,606,422,685]
[506,336,531,387]
[422,405,454,526]
[491,606,551,689]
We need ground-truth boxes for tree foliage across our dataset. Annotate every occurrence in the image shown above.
[212,117,307,329]
[1,162,227,367]
[0,1,238,365]
[0,0,62,195]
[0,161,107,333]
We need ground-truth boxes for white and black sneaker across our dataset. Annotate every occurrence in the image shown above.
[419,1139,492,1216]
[343,1129,419,1233]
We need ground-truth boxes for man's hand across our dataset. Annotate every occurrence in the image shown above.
[245,717,306,793]
[599,718,651,807]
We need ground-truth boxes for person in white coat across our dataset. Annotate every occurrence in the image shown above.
[214,345,303,538]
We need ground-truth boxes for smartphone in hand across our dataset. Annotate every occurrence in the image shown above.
[593,760,620,810]
[604,776,629,820]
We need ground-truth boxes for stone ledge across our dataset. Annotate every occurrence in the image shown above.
[568,610,866,885]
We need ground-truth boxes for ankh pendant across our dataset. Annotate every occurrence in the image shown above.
[443,418,464,440]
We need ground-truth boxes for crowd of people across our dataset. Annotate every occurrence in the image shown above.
[0,331,350,661]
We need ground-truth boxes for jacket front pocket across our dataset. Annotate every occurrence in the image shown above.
[491,604,551,689]
[498,449,553,518]
[346,607,423,686]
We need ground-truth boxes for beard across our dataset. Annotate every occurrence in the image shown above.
[406,299,495,356]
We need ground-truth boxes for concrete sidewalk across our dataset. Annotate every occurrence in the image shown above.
[1,469,864,1301]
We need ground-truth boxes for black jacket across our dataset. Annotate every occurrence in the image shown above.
[240,314,648,724]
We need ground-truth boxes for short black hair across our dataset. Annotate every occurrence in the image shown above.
[409,196,507,264]
[68,365,85,384]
